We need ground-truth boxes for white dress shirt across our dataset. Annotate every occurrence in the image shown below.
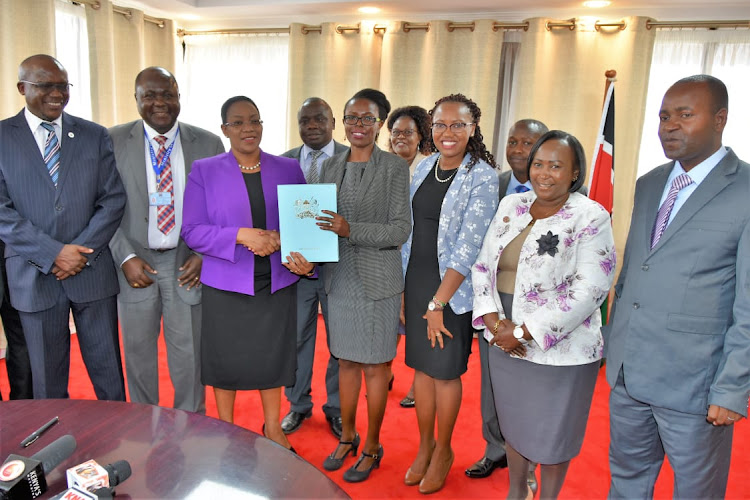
[658,145,727,226]
[143,121,185,250]
[24,107,63,157]
[300,139,336,179]
[506,171,533,196]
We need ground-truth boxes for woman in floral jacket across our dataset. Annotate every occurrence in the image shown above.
[472,130,615,499]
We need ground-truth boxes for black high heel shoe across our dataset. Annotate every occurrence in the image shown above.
[262,424,297,455]
[342,445,383,483]
[323,433,360,471]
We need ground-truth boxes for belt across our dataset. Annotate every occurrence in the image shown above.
[151,248,176,253]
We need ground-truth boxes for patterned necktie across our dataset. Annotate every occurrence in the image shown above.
[41,122,60,186]
[154,135,175,235]
[651,173,693,248]
[515,185,530,193]
[307,150,323,184]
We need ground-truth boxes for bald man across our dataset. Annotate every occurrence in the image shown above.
[0,54,126,400]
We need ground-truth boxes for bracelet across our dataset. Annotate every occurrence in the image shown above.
[492,319,502,334]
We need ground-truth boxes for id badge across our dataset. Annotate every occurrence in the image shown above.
[149,191,172,206]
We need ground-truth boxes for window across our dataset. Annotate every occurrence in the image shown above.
[54,0,92,120]
[637,29,750,178]
[179,33,290,154]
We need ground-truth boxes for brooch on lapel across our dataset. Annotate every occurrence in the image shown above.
[536,231,559,257]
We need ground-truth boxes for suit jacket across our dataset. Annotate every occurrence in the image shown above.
[281,140,348,162]
[181,150,305,296]
[401,153,500,314]
[320,145,411,301]
[498,169,588,201]
[108,120,224,305]
[473,192,616,365]
[0,110,126,313]
[604,149,750,417]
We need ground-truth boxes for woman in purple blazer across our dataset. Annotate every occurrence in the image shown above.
[182,96,312,452]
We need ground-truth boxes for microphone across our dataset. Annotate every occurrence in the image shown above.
[0,434,77,500]
[48,460,131,499]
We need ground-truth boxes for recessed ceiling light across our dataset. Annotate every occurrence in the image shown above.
[583,0,611,7]
[358,6,381,14]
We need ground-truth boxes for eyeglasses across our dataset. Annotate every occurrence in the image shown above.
[343,115,381,126]
[224,120,263,129]
[391,129,416,138]
[19,81,73,93]
[432,122,474,132]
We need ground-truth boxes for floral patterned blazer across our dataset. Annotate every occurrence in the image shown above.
[401,153,499,315]
[472,191,616,366]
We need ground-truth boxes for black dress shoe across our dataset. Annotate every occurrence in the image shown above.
[464,455,508,478]
[343,445,383,483]
[326,415,343,439]
[281,410,312,434]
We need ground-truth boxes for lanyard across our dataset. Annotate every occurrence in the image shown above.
[144,127,179,177]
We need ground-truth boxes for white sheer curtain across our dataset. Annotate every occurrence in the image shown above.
[179,33,290,154]
[54,0,91,120]
[493,30,522,170]
[637,29,750,178]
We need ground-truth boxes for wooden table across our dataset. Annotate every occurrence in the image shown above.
[0,399,349,499]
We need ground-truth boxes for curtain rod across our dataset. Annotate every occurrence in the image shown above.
[72,0,167,28]
[646,20,749,29]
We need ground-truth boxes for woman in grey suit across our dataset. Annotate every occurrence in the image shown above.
[317,89,411,483]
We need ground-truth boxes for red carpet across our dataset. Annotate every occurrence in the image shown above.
[1,318,748,499]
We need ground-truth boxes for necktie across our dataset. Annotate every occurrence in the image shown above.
[651,173,693,248]
[515,185,530,193]
[154,135,175,235]
[307,150,323,184]
[41,122,60,186]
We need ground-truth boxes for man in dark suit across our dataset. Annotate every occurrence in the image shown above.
[109,67,224,413]
[0,54,126,400]
[0,239,33,400]
[605,75,749,498]
[466,119,548,481]
[280,97,347,438]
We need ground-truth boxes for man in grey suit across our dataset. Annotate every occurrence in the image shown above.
[280,97,347,438]
[0,54,126,400]
[466,119,548,481]
[109,67,224,413]
[605,75,749,498]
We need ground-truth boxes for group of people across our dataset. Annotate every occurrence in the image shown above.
[0,52,746,500]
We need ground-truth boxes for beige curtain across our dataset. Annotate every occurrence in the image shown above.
[380,20,504,152]
[510,17,656,268]
[0,0,56,119]
[286,20,504,152]
[287,21,383,147]
[87,1,176,127]
[0,0,176,127]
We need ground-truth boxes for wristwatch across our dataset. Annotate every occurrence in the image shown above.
[427,296,447,312]
[513,325,528,345]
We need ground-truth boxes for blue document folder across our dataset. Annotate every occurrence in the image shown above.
[277,183,339,262]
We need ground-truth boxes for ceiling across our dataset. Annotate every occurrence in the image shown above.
[111,0,750,30]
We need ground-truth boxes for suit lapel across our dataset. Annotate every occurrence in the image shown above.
[440,156,471,222]
[642,165,671,254]
[9,112,55,191]
[650,152,736,253]
[179,122,197,175]
[55,113,79,197]
[352,146,382,220]
[121,121,149,202]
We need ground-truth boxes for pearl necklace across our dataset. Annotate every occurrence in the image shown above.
[434,156,459,183]
[239,159,261,172]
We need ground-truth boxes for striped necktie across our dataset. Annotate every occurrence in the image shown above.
[307,150,323,184]
[40,122,60,186]
[651,173,693,248]
[154,135,175,235]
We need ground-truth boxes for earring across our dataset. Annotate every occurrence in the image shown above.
[573,176,579,181]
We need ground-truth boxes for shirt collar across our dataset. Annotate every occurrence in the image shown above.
[24,107,62,133]
[143,120,179,142]
[507,171,533,193]
[301,139,335,160]
[671,145,727,186]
